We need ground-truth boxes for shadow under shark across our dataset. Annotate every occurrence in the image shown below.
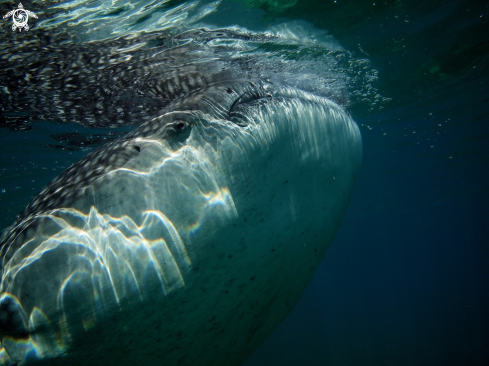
[0,29,362,366]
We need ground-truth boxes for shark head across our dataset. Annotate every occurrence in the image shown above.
[0,24,362,365]
[0,77,361,365]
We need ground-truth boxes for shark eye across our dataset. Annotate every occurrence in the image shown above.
[175,121,187,132]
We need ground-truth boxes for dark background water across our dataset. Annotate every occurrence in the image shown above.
[242,0,489,365]
[0,0,488,365]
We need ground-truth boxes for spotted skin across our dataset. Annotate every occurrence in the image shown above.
[0,29,362,366]
[0,29,270,130]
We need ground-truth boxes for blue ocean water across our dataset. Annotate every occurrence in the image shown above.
[242,1,489,365]
[1,0,488,365]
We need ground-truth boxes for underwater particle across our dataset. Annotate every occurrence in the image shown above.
[1,189,5,193]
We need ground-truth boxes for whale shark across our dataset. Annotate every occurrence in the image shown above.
[0,28,362,366]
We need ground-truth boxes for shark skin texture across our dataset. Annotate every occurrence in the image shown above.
[0,28,362,366]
